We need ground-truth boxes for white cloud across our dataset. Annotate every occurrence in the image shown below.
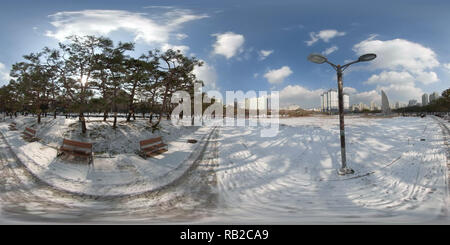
[349,89,380,106]
[340,86,380,105]
[276,84,387,108]
[264,66,293,84]
[0,63,11,85]
[322,45,338,55]
[175,33,188,40]
[352,37,442,104]
[277,82,422,109]
[443,63,450,71]
[193,60,218,90]
[306,29,346,46]
[343,86,357,94]
[212,32,245,59]
[345,84,423,106]
[258,50,274,60]
[378,84,423,104]
[353,37,440,85]
[45,9,207,47]
[414,71,438,85]
[161,43,190,54]
[364,71,415,85]
[279,85,324,109]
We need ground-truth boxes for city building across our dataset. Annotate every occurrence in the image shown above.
[422,93,429,106]
[408,99,418,106]
[370,101,375,111]
[343,94,349,111]
[395,102,406,109]
[429,92,440,102]
[320,89,348,112]
[381,90,391,114]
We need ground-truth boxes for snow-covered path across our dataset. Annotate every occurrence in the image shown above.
[0,126,220,224]
[0,116,448,224]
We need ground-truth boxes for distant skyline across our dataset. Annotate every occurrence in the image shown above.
[0,0,449,108]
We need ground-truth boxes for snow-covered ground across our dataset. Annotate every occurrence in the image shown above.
[0,116,213,196]
[208,115,448,224]
[0,114,448,224]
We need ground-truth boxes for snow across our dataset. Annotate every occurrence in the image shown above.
[0,114,448,224]
[0,116,213,196]
[207,115,449,224]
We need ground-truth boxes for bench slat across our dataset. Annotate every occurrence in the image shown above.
[145,148,168,156]
[140,137,163,146]
[139,137,167,158]
[25,127,36,134]
[60,149,91,158]
[142,143,168,152]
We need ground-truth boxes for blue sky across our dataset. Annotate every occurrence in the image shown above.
[0,0,449,108]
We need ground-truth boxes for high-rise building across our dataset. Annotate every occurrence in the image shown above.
[408,99,418,106]
[343,94,349,111]
[381,90,391,114]
[328,89,338,111]
[320,93,326,112]
[422,93,429,106]
[320,89,341,112]
[429,92,440,102]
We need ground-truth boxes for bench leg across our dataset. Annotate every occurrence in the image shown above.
[57,151,63,157]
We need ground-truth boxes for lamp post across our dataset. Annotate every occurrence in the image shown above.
[308,53,376,175]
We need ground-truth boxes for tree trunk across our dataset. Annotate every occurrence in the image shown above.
[126,110,132,122]
[149,113,154,123]
[113,112,117,129]
[127,83,137,122]
[38,112,41,124]
[80,112,87,134]
[103,111,108,121]
[151,89,168,128]
[53,110,57,119]
[113,101,118,129]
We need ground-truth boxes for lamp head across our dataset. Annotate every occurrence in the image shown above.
[358,53,377,62]
[307,53,327,64]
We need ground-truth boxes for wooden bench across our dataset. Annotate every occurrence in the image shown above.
[9,122,17,131]
[57,139,93,164]
[140,137,168,158]
[22,127,38,141]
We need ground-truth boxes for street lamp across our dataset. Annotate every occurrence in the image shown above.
[308,53,376,175]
